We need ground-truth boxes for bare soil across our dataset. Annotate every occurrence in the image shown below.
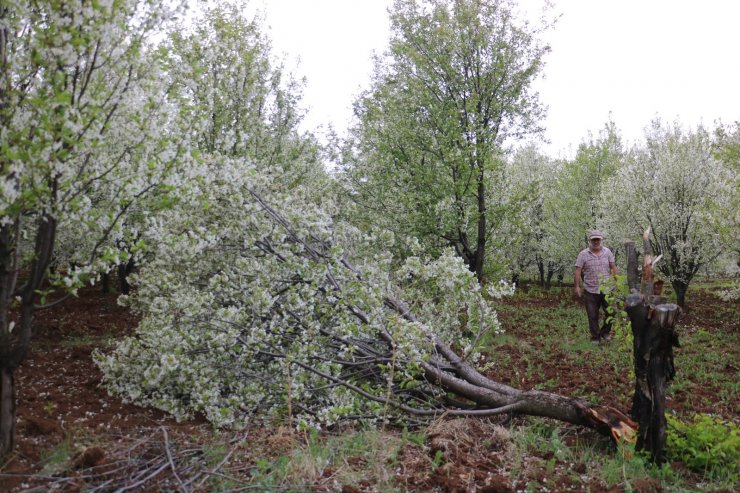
[0,285,736,492]
[490,288,738,420]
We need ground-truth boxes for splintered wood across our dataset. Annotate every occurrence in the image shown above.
[624,229,681,462]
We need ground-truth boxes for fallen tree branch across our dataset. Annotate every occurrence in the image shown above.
[240,188,638,443]
[161,426,188,493]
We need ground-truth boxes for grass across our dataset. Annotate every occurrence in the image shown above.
[19,277,737,492]
[60,332,120,347]
[35,331,121,350]
[493,278,739,491]
[203,416,735,492]
[38,437,73,476]
[218,428,414,492]
[494,281,737,414]
[228,278,737,491]
[507,416,737,492]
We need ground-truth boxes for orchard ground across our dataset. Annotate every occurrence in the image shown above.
[0,280,737,492]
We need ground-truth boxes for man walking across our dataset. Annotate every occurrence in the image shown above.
[574,230,619,344]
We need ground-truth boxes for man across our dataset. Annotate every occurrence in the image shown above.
[574,230,619,344]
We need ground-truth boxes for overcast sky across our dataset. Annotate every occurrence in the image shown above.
[254,0,740,157]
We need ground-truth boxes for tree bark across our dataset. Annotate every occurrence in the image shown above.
[671,279,688,309]
[118,256,135,295]
[0,215,57,457]
[0,367,14,456]
[624,241,640,291]
[424,334,636,443]
[473,177,486,284]
[101,272,112,293]
[624,230,680,462]
[545,262,558,289]
[537,259,545,287]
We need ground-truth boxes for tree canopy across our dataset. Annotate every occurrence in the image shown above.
[342,0,551,281]
[604,120,736,306]
[0,0,184,456]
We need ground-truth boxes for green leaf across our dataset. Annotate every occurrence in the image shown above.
[55,91,72,105]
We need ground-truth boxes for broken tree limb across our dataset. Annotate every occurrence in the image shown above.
[384,296,636,439]
[246,188,637,444]
[625,230,681,462]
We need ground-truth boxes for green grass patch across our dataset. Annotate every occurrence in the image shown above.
[241,428,412,492]
[666,413,739,479]
[38,437,73,476]
[487,276,739,491]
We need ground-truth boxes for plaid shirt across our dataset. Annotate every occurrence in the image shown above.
[575,247,615,294]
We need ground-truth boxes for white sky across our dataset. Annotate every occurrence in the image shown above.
[255,0,740,157]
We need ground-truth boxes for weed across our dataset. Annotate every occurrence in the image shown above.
[534,378,559,390]
[39,436,73,476]
[513,420,570,458]
[247,456,289,490]
[243,428,409,491]
[43,400,57,416]
[493,276,738,492]
[431,449,444,471]
[59,332,118,348]
[666,413,739,479]
[401,426,426,446]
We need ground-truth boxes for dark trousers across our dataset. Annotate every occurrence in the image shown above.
[583,291,612,340]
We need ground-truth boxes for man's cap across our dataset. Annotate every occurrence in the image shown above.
[588,230,604,240]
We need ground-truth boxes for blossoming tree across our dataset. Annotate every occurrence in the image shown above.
[504,144,564,287]
[544,121,625,268]
[0,0,182,457]
[342,0,551,282]
[604,120,736,307]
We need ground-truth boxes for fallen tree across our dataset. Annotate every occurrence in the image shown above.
[97,163,636,442]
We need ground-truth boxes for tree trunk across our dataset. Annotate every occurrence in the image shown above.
[624,241,640,292]
[545,262,556,290]
[0,215,56,457]
[624,231,680,462]
[511,272,520,287]
[101,272,112,293]
[0,224,17,458]
[537,259,545,287]
[118,255,135,295]
[0,305,31,458]
[0,367,14,457]
[421,330,637,443]
[671,279,688,308]
[473,178,486,284]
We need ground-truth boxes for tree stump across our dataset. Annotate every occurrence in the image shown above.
[624,232,681,462]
